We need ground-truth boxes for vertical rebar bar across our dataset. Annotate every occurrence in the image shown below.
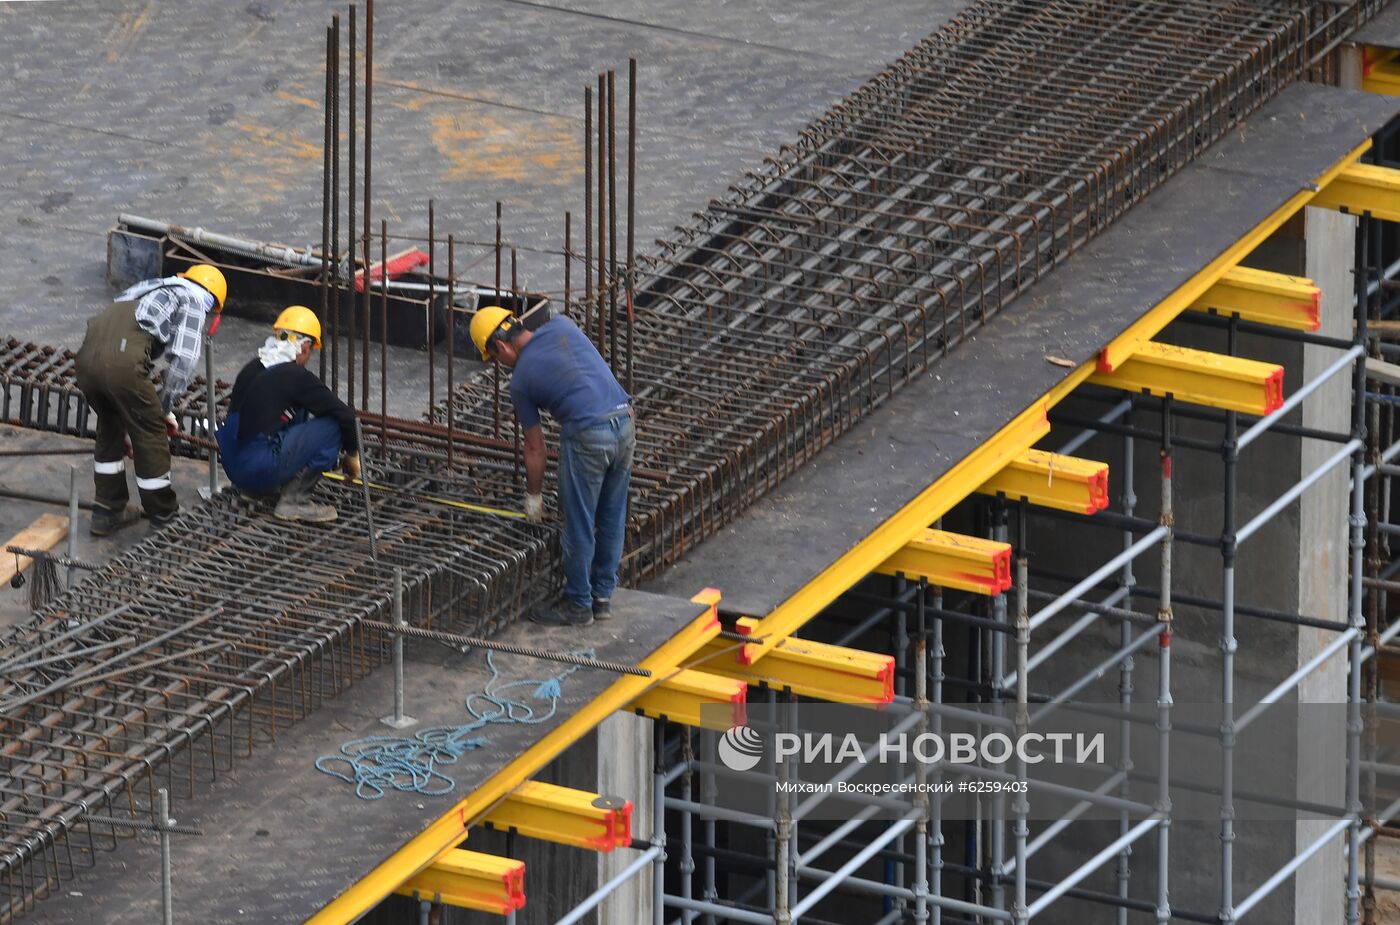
[493,202,502,439]
[354,416,378,563]
[564,211,572,317]
[446,235,455,471]
[607,68,618,376]
[346,4,357,411]
[597,73,607,363]
[427,199,435,413]
[512,246,521,487]
[379,220,388,450]
[584,87,593,347]
[362,0,373,417]
[204,335,217,497]
[65,465,77,589]
[362,231,371,410]
[330,13,340,399]
[321,23,332,383]
[626,58,636,395]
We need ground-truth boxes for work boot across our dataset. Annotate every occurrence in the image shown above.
[530,598,594,627]
[89,505,140,537]
[273,469,337,523]
[592,598,612,621]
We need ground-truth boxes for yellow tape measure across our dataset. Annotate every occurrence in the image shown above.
[321,471,526,520]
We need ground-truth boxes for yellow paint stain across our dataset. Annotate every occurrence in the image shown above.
[232,122,322,160]
[430,112,579,185]
[274,90,322,111]
[105,1,153,65]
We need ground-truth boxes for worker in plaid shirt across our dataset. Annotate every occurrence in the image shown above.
[74,264,227,535]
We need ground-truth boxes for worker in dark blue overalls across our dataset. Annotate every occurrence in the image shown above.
[216,306,360,522]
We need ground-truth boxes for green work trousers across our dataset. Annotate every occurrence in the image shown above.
[73,300,179,520]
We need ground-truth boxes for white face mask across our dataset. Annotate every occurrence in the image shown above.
[257,334,305,368]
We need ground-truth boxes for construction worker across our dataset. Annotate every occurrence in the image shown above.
[471,307,634,627]
[215,306,360,522]
[74,264,227,535]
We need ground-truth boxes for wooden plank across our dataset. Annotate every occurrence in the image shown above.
[1366,356,1400,389]
[0,514,69,586]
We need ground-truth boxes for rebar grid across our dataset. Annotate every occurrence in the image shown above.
[0,337,229,456]
[440,0,1346,589]
[0,470,552,920]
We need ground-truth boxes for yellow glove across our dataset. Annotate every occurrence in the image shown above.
[524,492,544,523]
[343,452,362,480]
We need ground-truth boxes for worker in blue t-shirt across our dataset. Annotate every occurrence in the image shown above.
[470,307,635,627]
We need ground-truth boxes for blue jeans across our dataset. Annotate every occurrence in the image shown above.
[558,413,635,607]
[216,411,343,494]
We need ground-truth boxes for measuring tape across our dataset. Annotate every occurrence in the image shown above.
[320,471,527,520]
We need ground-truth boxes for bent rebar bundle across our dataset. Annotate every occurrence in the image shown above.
[0,0,1385,918]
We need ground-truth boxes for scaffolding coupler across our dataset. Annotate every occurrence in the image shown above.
[977,449,1110,514]
[875,528,1013,596]
[393,848,525,914]
[1189,265,1321,331]
[631,669,746,730]
[1087,341,1284,416]
[698,619,895,706]
[1311,161,1400,224]
[481,780,633,852]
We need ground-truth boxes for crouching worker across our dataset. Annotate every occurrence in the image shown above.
[215,306,361,522]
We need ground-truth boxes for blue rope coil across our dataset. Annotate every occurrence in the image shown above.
[315,649,592,799]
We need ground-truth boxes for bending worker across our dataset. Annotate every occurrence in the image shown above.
[471,307,634,628]
[75,264,227,536]
[216,306,360,523]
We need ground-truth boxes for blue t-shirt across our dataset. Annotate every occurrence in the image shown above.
[509,316,631,437]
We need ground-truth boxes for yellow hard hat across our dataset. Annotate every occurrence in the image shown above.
[273,305,322,349]
[177,264,227,312]
[470,306,518,361]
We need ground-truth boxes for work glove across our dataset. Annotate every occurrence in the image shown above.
[523,492,544,523]
[164,412,179,438]
[343,452,362,480]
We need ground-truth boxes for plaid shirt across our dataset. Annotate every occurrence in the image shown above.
[118,278,211,413]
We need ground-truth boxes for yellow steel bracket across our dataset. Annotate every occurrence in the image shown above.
[1362,46,1400,97]
[1099,139,1372,372]
[308,589,722,924]
[1188,265,1320,331]
[393,848,525,914]
[976,449,1110,514]
[630,668,747,729]
[738,402,1049,666]
[700,618,895,705]
[481,780,633,851]
[1311,161,1400,224]
[1088,341,1284,416]
[875,528,1012,596]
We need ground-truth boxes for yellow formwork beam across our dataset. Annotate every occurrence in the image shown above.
[1312,162,1400,224]
[876,528,1012,596]
[976,449,1110,514]
[1087,341,1284,416]
[1097,139,1369,373]
[481,780,633,851]
[698,619,895,706]
[309,591,722,925]
[1363,47,1400,97]
[1188,265,1320,332]
[394,849,525,915]
[631,669,746,730]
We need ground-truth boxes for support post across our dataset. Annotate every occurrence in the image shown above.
[381,565,415,728]
[159,787,174,925]
[1156,397,1174,925]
